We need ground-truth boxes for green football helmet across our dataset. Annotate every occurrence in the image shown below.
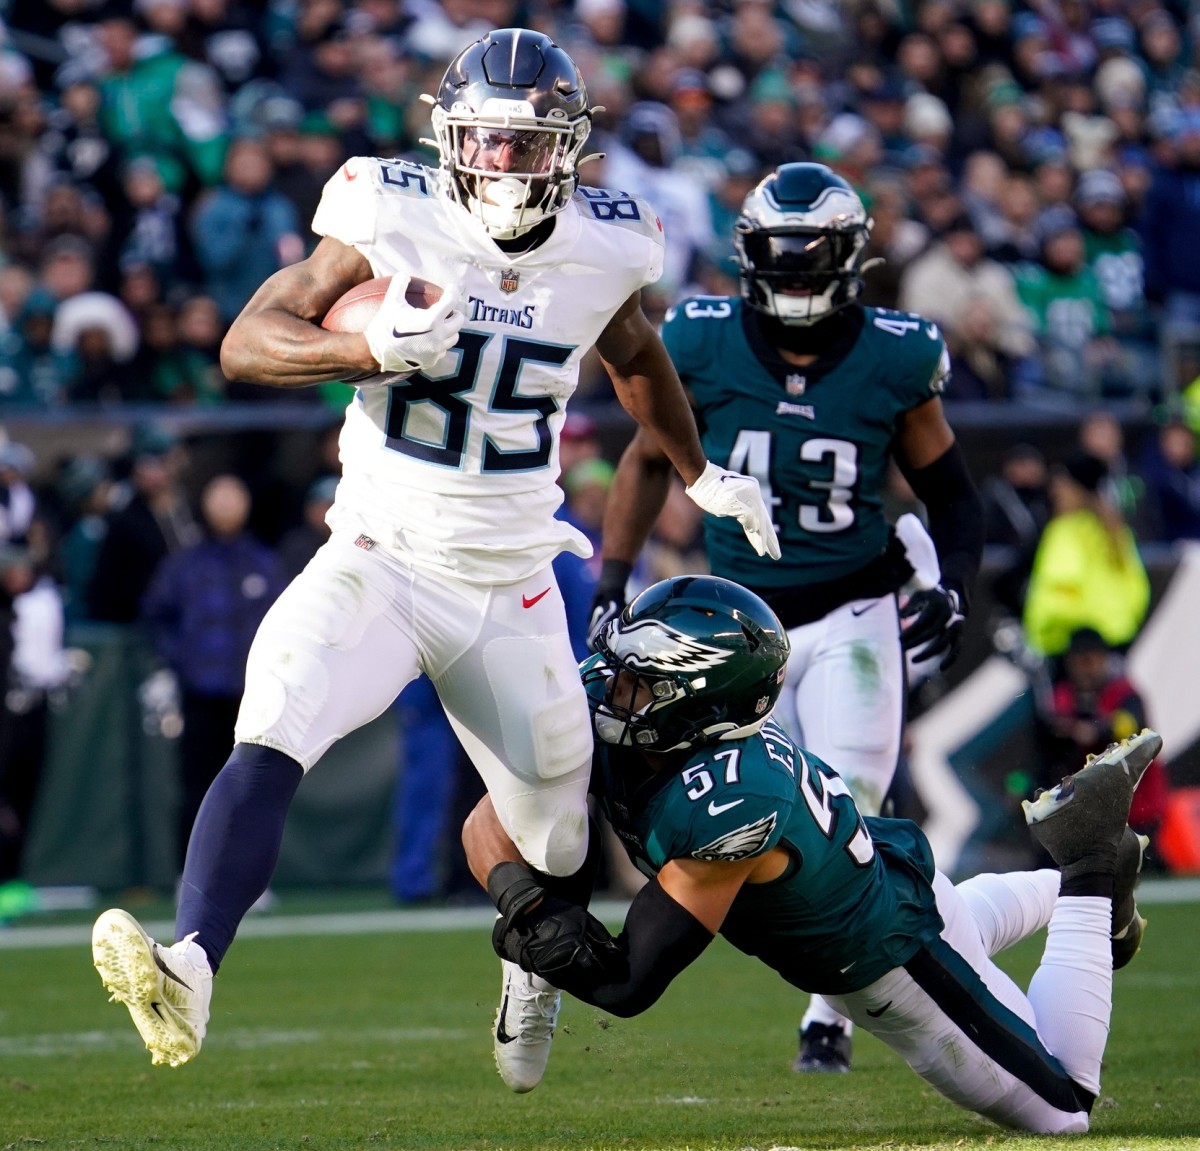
[585,575,790,752]
[735,162,872,326]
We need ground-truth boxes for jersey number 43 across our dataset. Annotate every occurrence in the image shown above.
[729,430,859,534]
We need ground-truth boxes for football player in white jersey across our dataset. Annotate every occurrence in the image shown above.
[89,28,778,1085]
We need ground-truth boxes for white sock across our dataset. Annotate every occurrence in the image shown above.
[801,993,853,1036]
[175,932,212,974]
[957,869,1061,956]
[1026,896,1112,1096]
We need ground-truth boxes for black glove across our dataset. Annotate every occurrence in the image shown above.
[900,585,966,669]
[586,559,632,651]
[492,899,628,989]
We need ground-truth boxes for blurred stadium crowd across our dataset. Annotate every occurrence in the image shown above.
[3,0,1200,413]
[2,0,1200,911]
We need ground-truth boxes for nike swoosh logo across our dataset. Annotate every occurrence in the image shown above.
[522,587,551,609]
[866,1000,892,1018]
[707,798,744,816]
[342,162,358,181]
[391,328,426,339]
[495,994,517,1044]
[851,602,879,617]
[150,1000,166,1020]
[153,949,193,992]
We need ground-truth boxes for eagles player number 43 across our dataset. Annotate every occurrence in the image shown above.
[728,430,859,534]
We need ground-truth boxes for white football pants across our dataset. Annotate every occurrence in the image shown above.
[827,869,1113,1134]
[235,529,594,875]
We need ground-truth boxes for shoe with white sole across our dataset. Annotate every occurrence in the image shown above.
[494,959,559,1093]
[1022,729,1160,881]
[92,908,212,1067]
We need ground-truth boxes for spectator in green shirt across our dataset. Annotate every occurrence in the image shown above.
[1015,207,1118,401]
[1076,168,1159,401]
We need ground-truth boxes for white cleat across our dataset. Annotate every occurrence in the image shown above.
[494,959,560,1093]
[92,908,212,1067]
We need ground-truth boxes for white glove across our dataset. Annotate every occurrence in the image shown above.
[363,276,464,375]
[685,461,781,560]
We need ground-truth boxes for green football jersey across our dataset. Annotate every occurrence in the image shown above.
[661,299,948,590]
[590,715,944,996]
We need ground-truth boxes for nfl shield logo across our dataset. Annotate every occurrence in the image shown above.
[785,373,807,396]
[499,268,520,294]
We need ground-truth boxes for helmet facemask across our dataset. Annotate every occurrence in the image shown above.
[736,225,870,325]
[431,104,591,238]
[587,661,691,750]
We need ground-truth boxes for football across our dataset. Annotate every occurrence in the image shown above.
[321,275,444,332]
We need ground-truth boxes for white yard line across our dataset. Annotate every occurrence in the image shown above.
[3,882,1199,951]
[0,898,634,950]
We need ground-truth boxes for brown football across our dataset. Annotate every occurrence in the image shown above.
[321,275,444,332]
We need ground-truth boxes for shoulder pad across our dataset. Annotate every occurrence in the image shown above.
[864,307,949,401]
[672,737,793,863]
[375,158,438,199]
[311,157,381,246]
[312,159,438,247]
[574,186,665,246]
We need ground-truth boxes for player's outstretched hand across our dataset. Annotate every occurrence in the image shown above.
[685,461,781,560]
[492,899,627,991]
[364,276,464,375]
[900,585,965,669]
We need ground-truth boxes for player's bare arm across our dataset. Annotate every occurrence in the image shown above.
[221,236,379,388]
[597,291,707,486]
[894,395,957,470]
[600,427,675,567]
[657,851,785,932]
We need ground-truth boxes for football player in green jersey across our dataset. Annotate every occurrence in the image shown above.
[586,162,985,1071]
[467,575,1155,1134]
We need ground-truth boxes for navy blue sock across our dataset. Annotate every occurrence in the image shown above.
[176,743,303,972]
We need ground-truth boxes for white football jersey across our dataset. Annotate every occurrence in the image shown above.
[311,157,665,584]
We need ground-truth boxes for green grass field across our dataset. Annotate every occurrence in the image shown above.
[2,895,1198,1151]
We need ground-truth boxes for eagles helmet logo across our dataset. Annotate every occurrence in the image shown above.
[613,619,735,673]
[693,814,777,861]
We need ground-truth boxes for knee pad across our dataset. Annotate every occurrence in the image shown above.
[235,643,332,769]
[502,776,591,876]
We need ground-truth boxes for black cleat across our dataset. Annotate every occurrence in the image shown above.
[1022,729,1161,882]
[793,1022,851,1073]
